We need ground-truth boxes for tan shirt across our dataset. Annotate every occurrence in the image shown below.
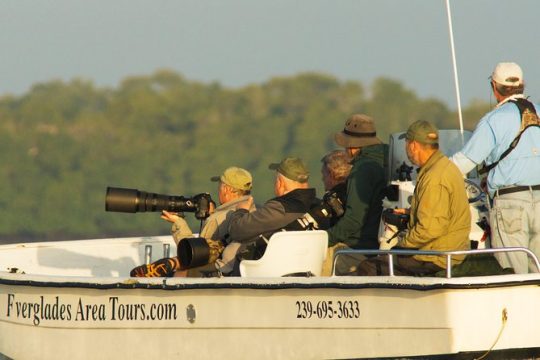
[171,195,255,274]
[401,150,471,268]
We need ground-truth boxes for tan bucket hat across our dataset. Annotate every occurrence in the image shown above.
[334,114,383,148]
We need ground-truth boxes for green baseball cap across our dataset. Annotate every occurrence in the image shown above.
[268,156,310,183]
[210,167,252,191]
[402,120,439,145]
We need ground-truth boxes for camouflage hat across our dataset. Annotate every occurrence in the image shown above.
[268,156,309,183]
[402,120,439,145]
[210,167,252,191]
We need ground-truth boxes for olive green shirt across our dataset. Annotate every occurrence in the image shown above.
[401,150,471,268]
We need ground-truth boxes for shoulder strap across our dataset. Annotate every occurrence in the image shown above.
[479,98,540,175]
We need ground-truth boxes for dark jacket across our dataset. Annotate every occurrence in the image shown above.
[327,143,388,249]
[327,182,348,228]
[228,188,318,259]
[314,182,348,230]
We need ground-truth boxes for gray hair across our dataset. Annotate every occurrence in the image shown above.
[321,150,352,185]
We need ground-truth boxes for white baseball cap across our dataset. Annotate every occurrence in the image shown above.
[491,62,523,86]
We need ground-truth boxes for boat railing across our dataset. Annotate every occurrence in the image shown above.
[332,247,540,278]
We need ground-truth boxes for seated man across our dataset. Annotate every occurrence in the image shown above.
[226,156,318,267]
[320,150,351,227]
[357,120,471,276]
[130,166,255,277]
[319,150,352,275]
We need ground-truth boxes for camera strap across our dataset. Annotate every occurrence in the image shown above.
[197,219,204,234]
[381,223,401,246]
[384,229,401,245]
[479,98,540,175]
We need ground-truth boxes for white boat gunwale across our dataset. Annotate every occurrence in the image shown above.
[2,266,540,292]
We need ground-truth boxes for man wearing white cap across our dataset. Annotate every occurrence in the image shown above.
[451,62,540,273]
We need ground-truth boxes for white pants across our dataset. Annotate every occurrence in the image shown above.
[491,189,540,274]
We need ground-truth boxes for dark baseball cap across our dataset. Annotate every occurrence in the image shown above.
[268,156,309,183]
[401,120,439,145]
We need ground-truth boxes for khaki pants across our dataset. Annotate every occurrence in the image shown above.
[321,242,358,276]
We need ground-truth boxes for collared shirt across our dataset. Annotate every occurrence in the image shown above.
[199,195,254,241]
[459,95,540,197]
[170,195,254,244]
[171,195,255,274]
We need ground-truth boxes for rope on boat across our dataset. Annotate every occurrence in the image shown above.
[474,307,508,360]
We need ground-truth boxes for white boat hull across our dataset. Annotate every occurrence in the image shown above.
[1,236,540,359]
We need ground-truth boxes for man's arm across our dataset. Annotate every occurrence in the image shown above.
[451,113,497,170]
[161,210,194,245]
[450,152,478,175]
[228,200,287,243]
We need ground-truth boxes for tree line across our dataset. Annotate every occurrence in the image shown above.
[0,70,492,242]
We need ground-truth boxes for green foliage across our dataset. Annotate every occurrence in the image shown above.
[0,71,491,242]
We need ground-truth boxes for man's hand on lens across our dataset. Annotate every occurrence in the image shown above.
[161,210,182,223]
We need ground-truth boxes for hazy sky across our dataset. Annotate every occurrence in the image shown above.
[2,0,540,108]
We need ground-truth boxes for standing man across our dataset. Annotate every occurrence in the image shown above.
[451,62,540,273]
[358,120,470,276]
[327,114,388,251]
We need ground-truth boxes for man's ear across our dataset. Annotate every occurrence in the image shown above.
[276,174,285,193]
[225,183,235,197]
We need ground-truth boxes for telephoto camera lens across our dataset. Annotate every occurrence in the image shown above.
[105,187,197,213]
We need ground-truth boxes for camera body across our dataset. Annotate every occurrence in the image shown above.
[381,208,410,231]
[285,189,345,231]
[105,187,212,220]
